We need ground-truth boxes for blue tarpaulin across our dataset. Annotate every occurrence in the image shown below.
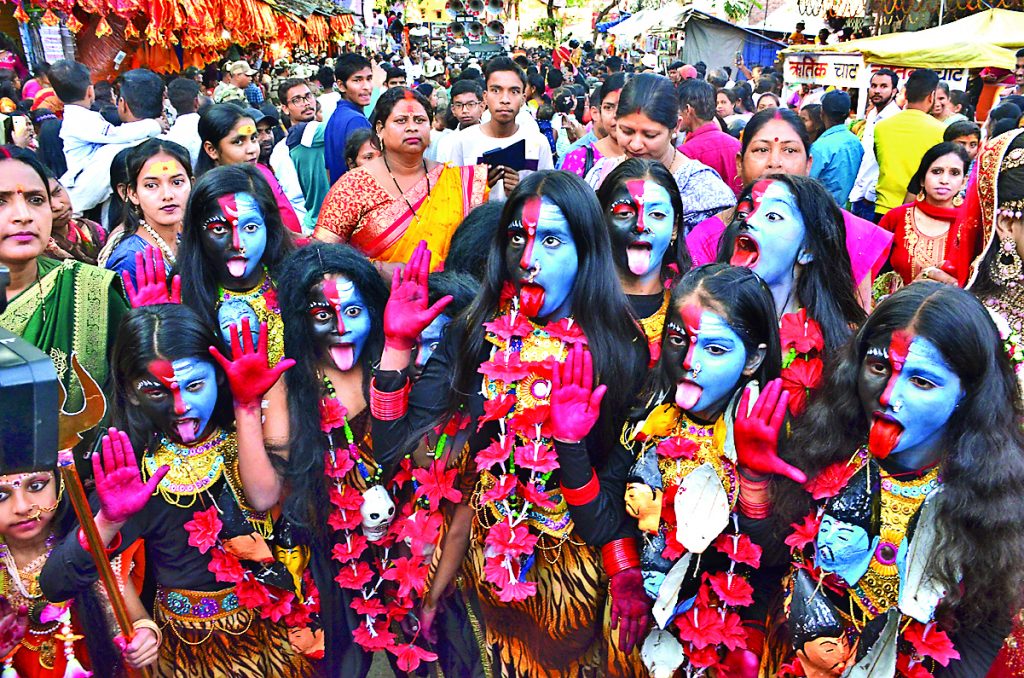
[597,12,631,33]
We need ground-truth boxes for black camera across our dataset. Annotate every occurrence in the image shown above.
[0,264,59,469]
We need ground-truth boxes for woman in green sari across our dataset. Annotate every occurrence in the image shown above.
[0,146,127,435]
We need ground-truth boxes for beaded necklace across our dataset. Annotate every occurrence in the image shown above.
[143,428,232,507]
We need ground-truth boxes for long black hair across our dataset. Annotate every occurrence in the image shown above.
[615,73,678,130]
[777,283,1024,627]
[597,157,692,284]
[123,138,193,238]
[195,103,252,176]
[176,163,295,334]
[276,243,388,545]
[109,304,233,454]
[451,170,648,465]
[631,263,780,418]
[971,131,1024,298]
[718,174,865,352]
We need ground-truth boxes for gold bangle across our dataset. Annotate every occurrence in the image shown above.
[132,618,163,647]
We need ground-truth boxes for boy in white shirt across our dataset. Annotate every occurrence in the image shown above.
[50,60,165,213]
[446,57,553,201]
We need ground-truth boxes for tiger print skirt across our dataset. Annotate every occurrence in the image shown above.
[153,586,317,678]
[463,519,645,678]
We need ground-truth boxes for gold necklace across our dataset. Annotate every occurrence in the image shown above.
[143,429,235,507]
[139,220,177,265]
[637,291,670,347]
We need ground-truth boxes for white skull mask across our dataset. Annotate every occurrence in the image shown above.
[360,485,396,542]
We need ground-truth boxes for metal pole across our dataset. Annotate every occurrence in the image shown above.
[939,0,946,25]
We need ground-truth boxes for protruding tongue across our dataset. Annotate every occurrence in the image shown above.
[730,235,759,268]
[519,284,546,318]
[330,344,355,371]
[626,245,653,276]
[176,420,197,444]
[226,257,248,278]
[868,417,903,459]
[675,381,703,410]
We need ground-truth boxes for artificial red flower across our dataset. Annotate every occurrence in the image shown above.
[478,353,531,383]
[778,658,806,677]
[475,436,513,471]
[329,484,364,512]
[263,590,295,623]
[713,533,762,568]
[440,411,471,436]
[499,281,517,303]
[656,436,699,460]
[484,312,533,341]
[412,459,462,508]
[486,520,538,557]
[687,644,723,669]
[785,512,822,552]
[519,480,557,510]
[661,528,686,561]
[353,619,396,652]
[479,474,517,505]
[391,643,439,673]
[546,317,586,345]
[208,547,245,583]
[235,577,272,608]
[284,602,312,627]
[382,557,429,599]
[395,510,443,555]
[905,621,961,667]
[781,356,823,416]
[263,285,279,312]
[896,654,934,678]
[327,506,363,532]
[508,405,552,438]
[705,571,754,607]
[385,595,415,621]
[331,533,369,563]
[323,448,356,479]
[319,396,348,433]
[674,604,725,649]
[780,309,824,356]
[717,610,748,650]
[482,554,515,588]
[351,596,387,616]
[335,561,374,590]
[496,578,537,602]
[514,442,559,473]
[805,460,860,500]
[184,506,222,554]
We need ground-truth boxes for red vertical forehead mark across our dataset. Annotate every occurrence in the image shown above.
[519,195,541,269]
[217,194,241,249]
[746,179,773,221]
[880,329,915,407]
[626,179,647,233]
[322,277,346,333]
[681,303,702,371]
[149,359,186,414]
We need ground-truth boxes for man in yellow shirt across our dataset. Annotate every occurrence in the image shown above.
[873,68,945,220]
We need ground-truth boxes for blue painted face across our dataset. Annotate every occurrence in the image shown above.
[859,332,963,460]
[730,180,811,288]
[203,192,267,285]
[815,513,876,586]
[663,303,749,419]
[414,313,450,372]
[505,196,579,321]
[217,299,260,347]
[606,179,676,280]
[309,275,371,372]
[144,358,219,444]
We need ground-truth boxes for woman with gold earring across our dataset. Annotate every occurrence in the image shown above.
[876,141,973,291]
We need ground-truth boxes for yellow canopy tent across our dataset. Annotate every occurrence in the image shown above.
[784,8,1023,70]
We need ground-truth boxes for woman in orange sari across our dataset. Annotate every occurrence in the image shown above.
[314,87,487,268]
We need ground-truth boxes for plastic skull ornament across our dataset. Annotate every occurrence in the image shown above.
[360,485,396,542]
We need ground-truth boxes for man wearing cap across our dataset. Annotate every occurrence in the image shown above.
[809,90,864,206]
[215,60,256,104]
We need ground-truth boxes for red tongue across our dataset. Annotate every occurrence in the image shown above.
[626,245,653,276]
[226,258,248,278]
[675,381,703,410]
[176,420,197,444]
[330,345,355,371]
[730,236,759,268]
[868,417,903,459]
[519,284,546,318]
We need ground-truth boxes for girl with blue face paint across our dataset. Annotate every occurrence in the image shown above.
[598,158,693,365]
[773,283,1024,678]
[40,303,315,677]
[368,171,651,676]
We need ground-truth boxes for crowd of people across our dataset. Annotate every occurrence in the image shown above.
[0,32,1023,678]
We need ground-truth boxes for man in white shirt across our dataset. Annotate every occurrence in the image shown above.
[435,79,484,163]
[447,57,553,201]
[164,77,202,170]
[316,64,342,123]
[848,69,902,221]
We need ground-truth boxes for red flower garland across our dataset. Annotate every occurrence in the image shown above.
[778,309,825,416]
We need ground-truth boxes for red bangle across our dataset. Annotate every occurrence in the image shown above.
[369,377,411,421]
[601,538,640,577]
[560,469,599,506]
[78,528,122,556]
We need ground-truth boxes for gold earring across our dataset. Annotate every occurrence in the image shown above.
[995,234,1023,284]
[917,191,925,202]
[952,194,964,207]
